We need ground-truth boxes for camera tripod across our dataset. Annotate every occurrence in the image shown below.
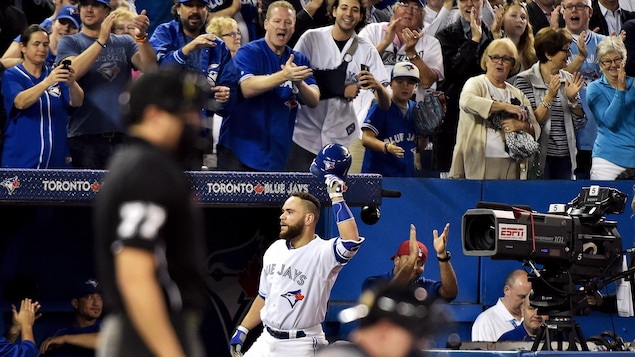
[531,315,589,351]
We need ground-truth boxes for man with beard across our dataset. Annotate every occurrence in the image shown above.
[285,0,391,171]
[150,0,238,168]
[498,295,549,341]
[229,181,364,357]
[150,0,234,114]
[39,279,103,357]
[56,0,157,169]
[217,0,320,171]
[94,70,209,357]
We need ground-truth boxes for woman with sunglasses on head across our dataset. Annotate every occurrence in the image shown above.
[587,37,635,180]
[450,38,540,180]
[514,27,585,180]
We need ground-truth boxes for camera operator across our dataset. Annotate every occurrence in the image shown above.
[472,270,532,341]
[498,295,549,342]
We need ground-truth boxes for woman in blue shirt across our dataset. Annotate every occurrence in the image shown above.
[1,24,83,168]
[587,37,635,180]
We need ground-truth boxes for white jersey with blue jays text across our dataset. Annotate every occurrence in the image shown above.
[258,235,364,330]
[292,26,389,155]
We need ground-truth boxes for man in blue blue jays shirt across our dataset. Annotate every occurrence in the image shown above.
[1,298,39,357]
[362,224,458,303]
[38,279,103,357]
[149,0,237,117]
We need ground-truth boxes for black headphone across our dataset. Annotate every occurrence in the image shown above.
[588,331,626,351]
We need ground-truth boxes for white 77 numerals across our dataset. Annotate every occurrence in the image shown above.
[117,201,167,240]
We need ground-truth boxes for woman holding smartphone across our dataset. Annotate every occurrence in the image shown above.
[1,25,83,168]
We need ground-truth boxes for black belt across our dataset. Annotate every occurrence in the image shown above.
[266,326,306,339]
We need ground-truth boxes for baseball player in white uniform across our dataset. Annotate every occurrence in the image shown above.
[229,175,364,357]
[285,0,391,170]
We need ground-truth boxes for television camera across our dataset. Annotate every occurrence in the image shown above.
[461,186,629,350]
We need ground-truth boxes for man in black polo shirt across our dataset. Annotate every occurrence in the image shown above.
[94,69,208,357]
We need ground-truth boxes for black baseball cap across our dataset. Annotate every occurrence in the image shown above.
[120,69,209,126]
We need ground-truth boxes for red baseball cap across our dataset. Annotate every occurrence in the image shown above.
[391,240,428,262]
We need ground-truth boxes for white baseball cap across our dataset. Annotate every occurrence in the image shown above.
[391,62,421,83]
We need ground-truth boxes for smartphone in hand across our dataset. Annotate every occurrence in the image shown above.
[61,59,72,70]
[360,64,369,88]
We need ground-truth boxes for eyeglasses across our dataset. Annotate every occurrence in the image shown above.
[560,47,572,54]
[114,25,136,32]
[221,31,241,38]
[599,57,623,66]
[397,2,423,11]
[562,4,589,11]
[488,55,516,64]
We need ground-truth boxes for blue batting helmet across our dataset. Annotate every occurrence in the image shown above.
[310,143,352,181]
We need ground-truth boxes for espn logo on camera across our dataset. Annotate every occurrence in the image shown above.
[498,223,527,241]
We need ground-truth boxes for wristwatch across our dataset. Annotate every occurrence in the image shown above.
[437,251,451,262]
[407,54,420,62]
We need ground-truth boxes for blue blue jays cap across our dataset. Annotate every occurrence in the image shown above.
[80,0,111,7]
[56,6,81,29]
[75,278,101,298]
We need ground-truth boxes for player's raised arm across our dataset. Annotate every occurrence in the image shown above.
[310,144,360,242]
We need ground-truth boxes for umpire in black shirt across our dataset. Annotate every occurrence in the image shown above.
[94,69,209,357]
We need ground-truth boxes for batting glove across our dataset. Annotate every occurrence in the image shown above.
[325,174,344,199]
[229,326,249,356]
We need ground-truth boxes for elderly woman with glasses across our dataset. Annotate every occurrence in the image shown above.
[450,38,540,179]
[587,37,635,180]
[207,16,241,58]
[514,27,585,180]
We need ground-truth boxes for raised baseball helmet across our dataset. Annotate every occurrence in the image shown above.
[310,143,352,181]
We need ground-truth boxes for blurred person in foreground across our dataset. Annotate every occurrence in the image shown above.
[315,283,451,357]
[94,70,209,357]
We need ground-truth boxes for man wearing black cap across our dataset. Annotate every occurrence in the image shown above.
[39,279,103,357]
[362,224,458,303]
[316,283,450,357]
[56,0,157,169]
[94,70,208,357]
[150,0,236,117]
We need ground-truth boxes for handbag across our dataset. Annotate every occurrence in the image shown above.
[487,97,539,161]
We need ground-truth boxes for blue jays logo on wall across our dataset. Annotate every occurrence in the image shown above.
[0,176,20,195]
[282,289,305,308]
[204,230,268,344]
[97,62,121,82]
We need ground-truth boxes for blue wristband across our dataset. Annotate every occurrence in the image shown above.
[333,201,353,224]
